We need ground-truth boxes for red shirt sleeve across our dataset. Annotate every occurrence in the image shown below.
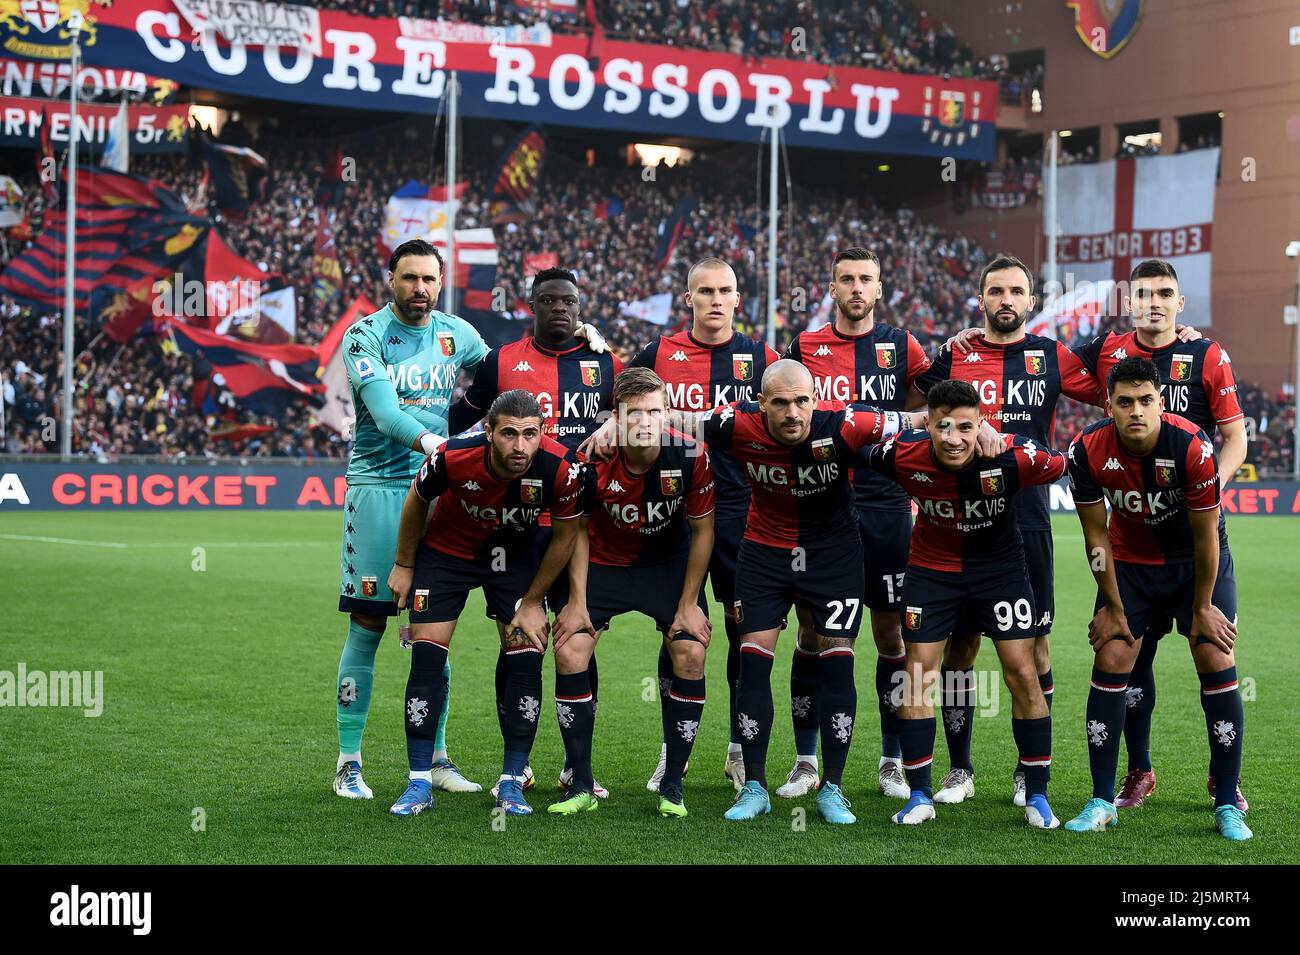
[551,453,585,519]
[1013,437,1068,486]
[1067,434,1103,505]
[839,402,896,451]
[1056,341,1105,407]
[1201,342,1244,426]
[904,332,932,386]
[412,447,449,502]
[687,446,716,519]
[1183,428,1221,511]
[610,352,626,376]
[763,343,781,365]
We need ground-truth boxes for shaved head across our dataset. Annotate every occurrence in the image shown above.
[761,358,814,396]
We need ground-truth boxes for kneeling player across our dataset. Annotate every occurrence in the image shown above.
[862,380,1067,829]
[386,390,585,817]
[1064,358,1249,840]
[550,368,716,817]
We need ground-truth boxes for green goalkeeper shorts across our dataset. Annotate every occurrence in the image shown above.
[338,483,407,617]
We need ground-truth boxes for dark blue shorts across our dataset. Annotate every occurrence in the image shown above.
[409,542,540,625]
[584,560,710,634]
[707,513,746,606]
[1099,549,1238,643]
[858,508,912,612]
[735,536,866,640]
[1021,527,1055,637]
[902,562,1038,644]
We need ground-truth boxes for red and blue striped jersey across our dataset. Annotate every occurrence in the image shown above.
[786,321,930,513]
[864,431,1067,573]
[1067,413,1223,566]
[701,400,898,548]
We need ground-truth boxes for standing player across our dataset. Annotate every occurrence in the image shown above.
[333,238,488,800]
[915,254,1104,807]
[386,390,585,817]
[1063,357,1249,840]
[448,267,621,799]
[784,247,931,800]
[688,360,916,823]
[622,257,780,791]
[550,368,716,818]
[861,380,1068,830]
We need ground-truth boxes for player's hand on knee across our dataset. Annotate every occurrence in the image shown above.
[1191,605,1236,653]
[508,599,550,651]
[388,565,413,610]
[945,326,984,354]
[577,415,619,461]
[1088,605,1134,649]
[553,602,594,650]
[670,603,712,647]
[975,420,1008,459]
[1173,323,1203,343]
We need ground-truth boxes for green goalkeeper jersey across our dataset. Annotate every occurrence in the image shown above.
[343,303,489,487]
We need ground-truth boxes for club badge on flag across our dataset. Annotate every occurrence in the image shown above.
[1066,0,1144,60]
[414,589,429,613]
[520,478,542,504]
[980,468,1004,495]
[875,342,897,369]
[733,354,753,381]
[1024,350,1046,376]
[361,576,378,597]
[1171,354,1193,382]
[812,438,834,462]
[939,90,966,128]
[905,606,922,630]
[660,469,682,496]
[580,360,600,387]
[438,331,456,357]
[1155,458,1177,487]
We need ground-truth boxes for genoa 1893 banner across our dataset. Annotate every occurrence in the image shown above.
[0,1,997,159]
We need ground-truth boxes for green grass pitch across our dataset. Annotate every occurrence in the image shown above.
[2,511,1294,864]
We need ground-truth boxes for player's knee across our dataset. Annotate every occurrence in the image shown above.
[1033,635,1052,671]
[1001,655,1039,698]
[350,613,386,634]
[668,639,706,679]
[1095,639,1136,674]
[554,639,591,675]
[944,631,979,669]
[871,616,903,657]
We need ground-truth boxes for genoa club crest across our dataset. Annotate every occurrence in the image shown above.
[437,332,456,357]
[733,354,753,381]
[1155,458,1177,487]
[414,589,429,613]
[980,468,1004,496]
[361,576,378,597]
[580,361,601,387]
[904,606,922,630]
[812,438,834,462]
[1171,354,1193,383]
[875,342,897,369]
[1024,350,1046,376]
[660,469,682,496]
[520,478,542,504]
[939,90,966,128]
[1067,0,1145,60]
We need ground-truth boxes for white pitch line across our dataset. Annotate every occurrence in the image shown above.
[0,533,129,549]
[130,541,337,549]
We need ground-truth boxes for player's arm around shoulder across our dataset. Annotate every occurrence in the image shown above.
[1009,434,1068,485]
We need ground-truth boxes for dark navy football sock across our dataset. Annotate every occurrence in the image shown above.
[494,647,508,737]
[790,645,820,758]
[725,616,741,745]
[587,651,599,709]
[1039,668,1055,711]
[817,648,856,787]
[876,652,907,759]
[940,667,976,773]
[664,675,705,789]
[1085,667,1132,802]
[405,641,448,774]
[1012,716,1052,798]
[502,646,544,779]
[658,642,674,744]
[898,717,936,797]
[1198,667,1244,809]
[1124,636,1157,772]
[736,643,775,788]
[555,670,595,792]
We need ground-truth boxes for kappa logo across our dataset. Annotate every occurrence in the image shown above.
[462,480,482,491]
[407,696,429,727]
[387,336,403,345]
[567,462,582,485]
[718,405,734,423]
[738,712,760,740]
[1022,439,1039,465]
[963,352,982,363]
[910,472,933,483]
[1102,457,1123,471]
[814,344,833,357]
[1219,349,1231,366]
[519,695,540,723]
[1199,440,1214,463]
[512,361,534,372]
[1068,442,1078,463]
[669,350,689,361]
[1112,347,1129,361]
[1213,719,1237,747]
[676,719,699,742]
[748,441,767,451]
[608,480,625,494]
[1087,719,1109,747]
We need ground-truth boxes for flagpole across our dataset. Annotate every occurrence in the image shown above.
[1046,130,1059,338]
[766,112,779,352]
[61,13,84,459]
[445,71,458,315]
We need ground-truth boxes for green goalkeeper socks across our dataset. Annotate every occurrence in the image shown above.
[336,620,383,755]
